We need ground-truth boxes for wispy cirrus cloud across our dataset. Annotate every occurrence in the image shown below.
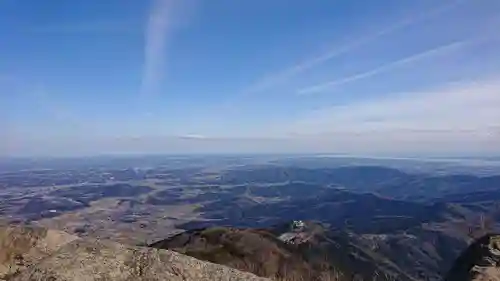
[140,0,176,96]
[297,40,468,95]
[167,79,500,155]
[4,79,498,156]
[284,78,500,154]
[231,0,467,100]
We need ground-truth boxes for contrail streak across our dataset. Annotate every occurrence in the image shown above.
[233,0,467,99]
[297,40,467,95]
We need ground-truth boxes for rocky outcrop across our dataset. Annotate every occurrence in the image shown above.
[0,225,78,279]
[445,234,500,281]
[0,226,269,281]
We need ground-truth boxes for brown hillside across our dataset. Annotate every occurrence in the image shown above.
[150,226,354,281]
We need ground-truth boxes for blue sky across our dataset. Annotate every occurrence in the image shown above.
[1,0,499,156]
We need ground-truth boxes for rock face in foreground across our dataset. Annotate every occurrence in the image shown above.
[0,225,78,279]
[0,226,269,281]
[445,234,500,281]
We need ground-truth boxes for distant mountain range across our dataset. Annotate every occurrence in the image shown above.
[210,165,500,200]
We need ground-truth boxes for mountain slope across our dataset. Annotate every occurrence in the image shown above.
[150,226,348,281]
[149,221,416,281]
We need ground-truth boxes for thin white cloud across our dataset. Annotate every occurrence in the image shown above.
[284,79,500,154]
[177,134,208,140]
[140,0,176,96]
[232,0,466,100]
[297,40,468,95]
